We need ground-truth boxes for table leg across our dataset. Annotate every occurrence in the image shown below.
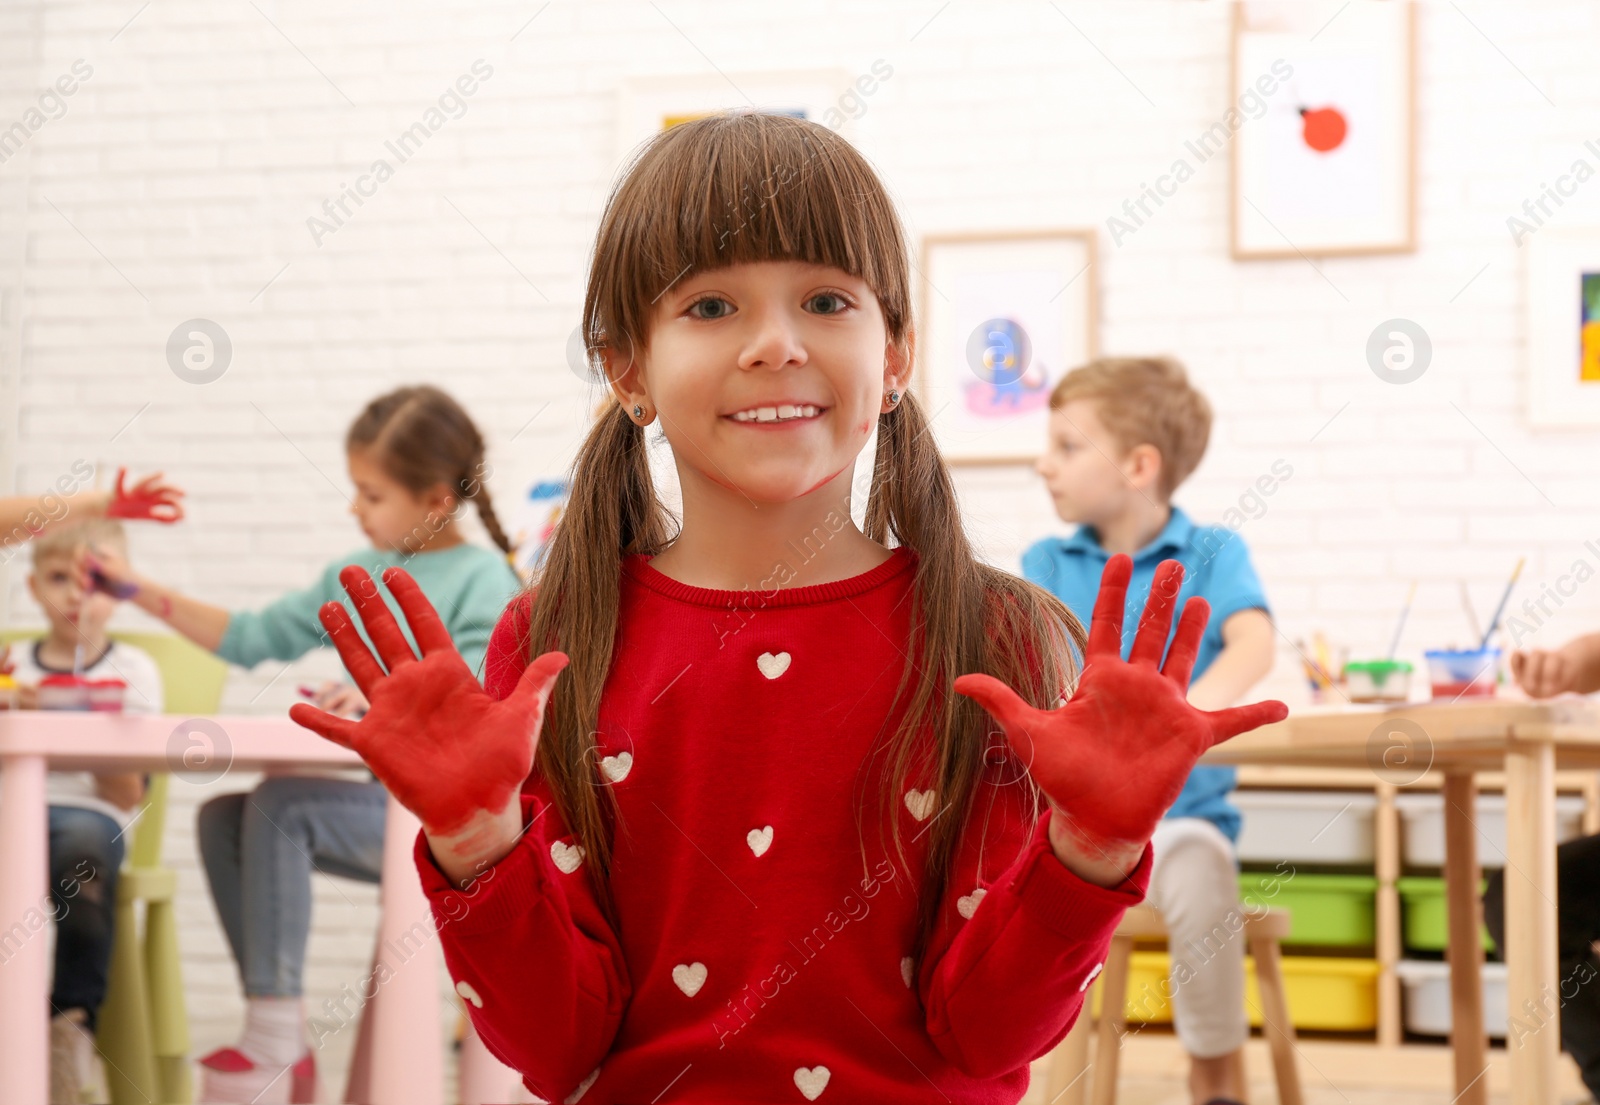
[367,795,444,1104]
[0,754,50,1105]
[1505,742,1560,1105]
[1442,771,1488,1105]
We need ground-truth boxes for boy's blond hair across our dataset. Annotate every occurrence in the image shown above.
[1049,356,1212,499]
[32,517,127,567]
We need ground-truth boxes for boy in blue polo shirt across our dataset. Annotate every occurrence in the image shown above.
[1023,356,1276,1105]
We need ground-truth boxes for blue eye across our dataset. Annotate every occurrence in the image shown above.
[688,296,732,320]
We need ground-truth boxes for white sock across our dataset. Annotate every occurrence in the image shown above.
[238,996,305,1066]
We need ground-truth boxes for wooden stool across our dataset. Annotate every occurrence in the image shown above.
[1045,904,1304,1105]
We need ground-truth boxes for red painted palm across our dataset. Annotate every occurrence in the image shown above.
[288,565,567,838]
[955,555,1287,857]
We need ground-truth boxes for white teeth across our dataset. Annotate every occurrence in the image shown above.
[730,405,820,423]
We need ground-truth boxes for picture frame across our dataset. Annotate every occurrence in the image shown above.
[915,230,1097,466]
[615,69,856,168]
[1231,1,1416,259]
[1528,227,1600,427]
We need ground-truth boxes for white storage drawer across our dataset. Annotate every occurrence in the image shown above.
[1234,790,1377,865]
[1396,959,1508,1039]
[1395,793,1586,869]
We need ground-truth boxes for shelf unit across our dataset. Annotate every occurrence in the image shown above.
[1232,764,1600,1047]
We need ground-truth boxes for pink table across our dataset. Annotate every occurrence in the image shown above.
[0,712,446,1105]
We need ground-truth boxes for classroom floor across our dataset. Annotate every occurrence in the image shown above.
[1018,1032,1596,1105]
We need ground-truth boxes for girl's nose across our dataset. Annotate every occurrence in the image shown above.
[739,304,807,372]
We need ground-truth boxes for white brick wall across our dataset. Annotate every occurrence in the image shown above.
[4,0,1600,1091]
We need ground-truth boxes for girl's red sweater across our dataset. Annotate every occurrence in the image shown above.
[413,545,1151,1104]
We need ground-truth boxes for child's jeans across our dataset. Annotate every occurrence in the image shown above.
[1145,817,1249,1059]
[49,805,125,1033]
[197,775,386,997]
[1483,831,1600,1101]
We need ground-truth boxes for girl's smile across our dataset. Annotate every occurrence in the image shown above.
[723,400,828,426]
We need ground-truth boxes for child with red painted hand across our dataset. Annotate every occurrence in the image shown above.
[292,114,1287,1105]
[84,386,520,1105]
[1025,358,1278,1105]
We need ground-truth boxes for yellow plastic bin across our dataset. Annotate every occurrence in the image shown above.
[1094,952,1381,1032]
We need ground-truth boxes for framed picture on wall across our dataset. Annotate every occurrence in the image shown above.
[1231,1,1415,258]
[1528,228,1600,427]
[916,230,1097,466]
[615,70,854,167]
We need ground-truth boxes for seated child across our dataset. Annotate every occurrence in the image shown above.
[1482,638,1600,1100]
[8,518,164,1105]
[1022,356,1276,1105]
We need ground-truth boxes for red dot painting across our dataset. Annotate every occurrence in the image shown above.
[1298,106,1348,153]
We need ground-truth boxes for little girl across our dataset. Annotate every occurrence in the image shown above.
[292,114,1286,1104]
[86,385,521,1104]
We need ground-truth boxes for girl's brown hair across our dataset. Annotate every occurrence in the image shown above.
[524,112,1086,967]
[346,385,513,555]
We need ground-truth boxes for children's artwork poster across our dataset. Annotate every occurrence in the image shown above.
[1232,2,1414,257]
[917,231,1096,464]
[1529,230,1600,426]
[615,70,853,167]
[509,478,569,583]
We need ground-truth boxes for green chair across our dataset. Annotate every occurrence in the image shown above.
[3,629,228,1104]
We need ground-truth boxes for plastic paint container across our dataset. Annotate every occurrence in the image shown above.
[38,674,92,711]
[0,674,15,710]
[1343,659,1413,703]
[86,678,127,712]
[39,674,128,712]
[1423,648,1501,700]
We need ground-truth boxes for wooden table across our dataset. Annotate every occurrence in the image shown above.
[0,712,445,1105]
[1202,696,1600,1105]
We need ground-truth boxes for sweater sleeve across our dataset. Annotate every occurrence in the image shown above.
[917,783,1151,1079]
[214,562,340,669]
[412,594,630,1101]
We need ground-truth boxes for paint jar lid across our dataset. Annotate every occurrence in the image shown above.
[1345,659,1414,675]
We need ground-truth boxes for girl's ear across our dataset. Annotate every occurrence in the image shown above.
[601,345,652,424]
[882,331,914,412]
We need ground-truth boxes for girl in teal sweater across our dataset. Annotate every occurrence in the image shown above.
[85,385,520,1105]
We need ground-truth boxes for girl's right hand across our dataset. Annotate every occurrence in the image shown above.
[288,565,568,848]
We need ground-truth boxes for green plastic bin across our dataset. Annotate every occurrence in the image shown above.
[1238,872,1376,947]
[1396,876,1494,953]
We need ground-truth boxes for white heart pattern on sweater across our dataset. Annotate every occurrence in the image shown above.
[900,956,914,988]
[551,840,585,874]
[455,979,483,1008]
[956,887,986,919]
[600,751,633,783]
[747,825,774,857]
[1079,961,1104,992]
[903,788,936,821]
[757,651,791,679]
[672,962,708,997]
[793,1066,831,1100]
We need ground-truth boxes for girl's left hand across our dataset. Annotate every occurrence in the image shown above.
[74,542,141,601]
[954,554,1287,869]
